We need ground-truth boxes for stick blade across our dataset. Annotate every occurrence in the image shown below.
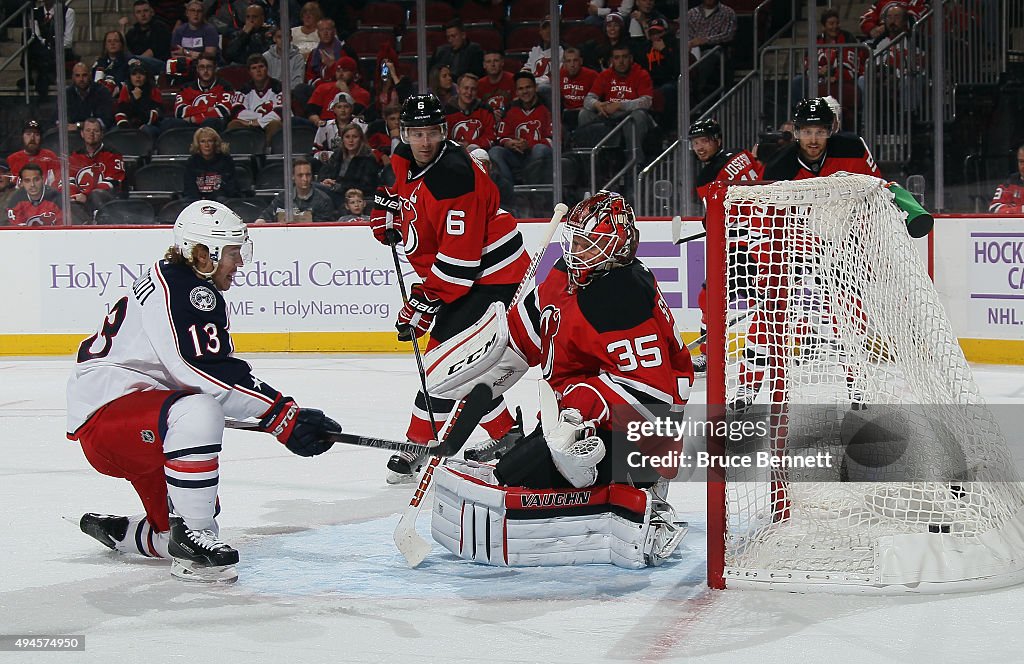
[671,215,682,244]
[394,510,433,567]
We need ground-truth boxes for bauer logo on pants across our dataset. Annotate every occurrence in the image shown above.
[189,286,216,312]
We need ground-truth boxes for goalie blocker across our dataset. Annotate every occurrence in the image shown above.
[432,459,686,568]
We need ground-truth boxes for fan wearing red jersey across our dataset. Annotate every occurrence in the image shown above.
[444,73,496,153]
[688,118,763,375]
[370,93,530,484]
[68,201,340,582]
[430,192,692,567]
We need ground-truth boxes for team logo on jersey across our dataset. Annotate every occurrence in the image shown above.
[74,163,106,193]
[538,304,561,380]
[400,188,420,255]
[450,119,482,143]
[515,119,543,142]
[140,430,155,444]
[190,285,216,311]
[24,211,57,226]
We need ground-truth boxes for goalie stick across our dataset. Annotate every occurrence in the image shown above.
[393,383,493,567]
[394,202,570,567]
[671,215,707,245]
[225,420,443,456]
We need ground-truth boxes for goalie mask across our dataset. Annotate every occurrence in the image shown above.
[173,200,252,277]
[561,191,639,292]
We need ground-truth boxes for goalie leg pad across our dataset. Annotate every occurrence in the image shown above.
[431,460,680,568]
[424,303,529,401]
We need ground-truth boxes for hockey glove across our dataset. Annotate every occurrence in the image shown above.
[370,186,404,246]
[396,284,442,341]
[561,382,611,428]
[259,397,341,457]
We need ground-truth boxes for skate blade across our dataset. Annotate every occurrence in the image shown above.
[170,558,238,583]
[647,521,689,566]
[385,470,417,485]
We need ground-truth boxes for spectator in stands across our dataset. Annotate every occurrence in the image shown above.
[265,25,306,92]
[69,119,126,224]
[291,2,322,56]
[989,144,1024,214]
[430,19,485,80]
[307,57,370,122]
[26,0,76,101]
[312,93,367,162]
[226,3,275,65]
[256,157,336,223]
[579,44,654,159]
[640,17,680,131]
[165,55,240,133]
[585,0,618,27]
[337,187,369,222]
[489,71,553,208]
[0,162,16,214]
[478,50,515,120]
[592,13,634,71]
[790,8,859,124]
[114,61,164,140]
[4,164,63,226]
[371,57,414,122]
[687,0,737,101]
[93,31,132,96]
[860,0,927,39]
[172,1,220,60]
[148,0,183,29]
[262,0,302,29]
[524,16,565,104]
[859,4,925,113]
[560,47,598,132]
[366,103,401,156]
[183,127,239,202]
[428,64,456,109]
[120,0,172,77]
[445,73,497,153]
[8,120,60,187]
[317,123,379,206]
[63,62,115,132]
[627,0,667,45]
[305,19,355,87]
[227,54,285,147]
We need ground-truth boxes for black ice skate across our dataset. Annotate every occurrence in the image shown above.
[167,517,239,583]
[386,448,429,485]
[691,354,707,374]
[80,513,129,550]
[464,408,526,463]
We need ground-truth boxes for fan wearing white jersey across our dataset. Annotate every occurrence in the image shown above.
[67,200,341,583]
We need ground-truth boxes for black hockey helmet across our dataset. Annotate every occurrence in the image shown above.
[793,97,835,130]
[687,118,722,140]
[400,94,446,128]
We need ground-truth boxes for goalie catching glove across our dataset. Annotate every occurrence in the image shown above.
[545,408,606,489]
[259,397,341,457]
[396,284,442,341]
[371,186,404,246]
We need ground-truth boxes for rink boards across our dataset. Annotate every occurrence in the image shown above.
[0,216,1021,364]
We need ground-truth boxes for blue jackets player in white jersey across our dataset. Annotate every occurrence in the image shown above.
[67,200,341,583]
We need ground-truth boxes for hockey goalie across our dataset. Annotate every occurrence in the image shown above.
[423,191,693,568]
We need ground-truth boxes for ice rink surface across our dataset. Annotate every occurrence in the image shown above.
[4,354,1024,663]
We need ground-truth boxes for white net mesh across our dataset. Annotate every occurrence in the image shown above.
[716,174,1024,591]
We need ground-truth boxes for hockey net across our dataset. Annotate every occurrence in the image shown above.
[705,173,1024,593]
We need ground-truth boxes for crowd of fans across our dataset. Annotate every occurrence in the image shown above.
[0,0,1016,224]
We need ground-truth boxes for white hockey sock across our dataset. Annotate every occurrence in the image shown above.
[116,515,170,558]
[163,395,224,531]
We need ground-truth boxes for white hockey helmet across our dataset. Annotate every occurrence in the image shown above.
[173,200,252,270]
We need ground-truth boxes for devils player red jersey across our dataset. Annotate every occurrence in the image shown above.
[496,101,553,149]
[69,146,125,195]
[763,134,880,180]
[990,174,1024,214]
[510,259,693,434]
[69,145,125,196]
[695,148,762,205]
[444,100,496,149]
[174,79,238,123]
[388,140,529,304]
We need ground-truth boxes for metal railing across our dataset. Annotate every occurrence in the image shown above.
[573,112,639,197]
[0,2,35,101]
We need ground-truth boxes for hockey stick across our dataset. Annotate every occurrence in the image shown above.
[393,383,493,567]
[390,244,441,441]
[671,215,707,245]
[225,420,442,456]
[393,203,570,567]
[686,307,758,351]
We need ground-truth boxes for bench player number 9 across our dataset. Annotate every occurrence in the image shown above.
[607,334,662,371]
